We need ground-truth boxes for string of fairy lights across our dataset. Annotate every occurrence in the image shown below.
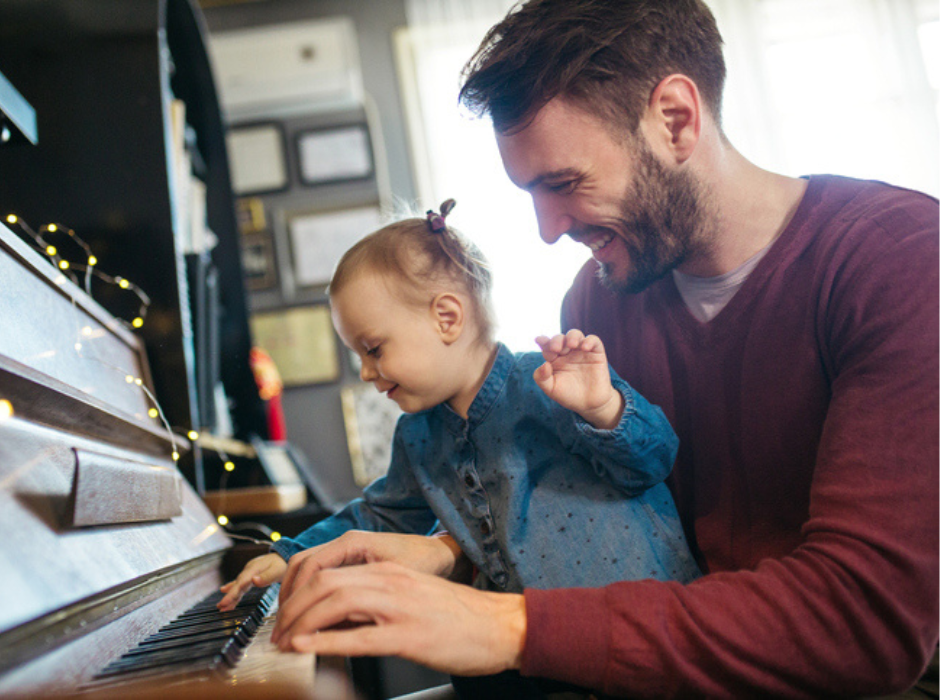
[2,214,278,540]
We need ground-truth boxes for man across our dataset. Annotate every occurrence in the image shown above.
[271,1,939,697]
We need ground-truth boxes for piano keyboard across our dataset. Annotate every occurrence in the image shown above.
[83,585,315,691]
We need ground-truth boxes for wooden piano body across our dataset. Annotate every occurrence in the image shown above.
[0,222,335,697]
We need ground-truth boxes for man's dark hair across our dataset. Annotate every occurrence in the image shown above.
[459,0,726,136]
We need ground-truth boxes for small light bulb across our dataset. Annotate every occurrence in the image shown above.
[187,430,199,441]
[46,245,57,256]
[87,255,97,266]
[5,214,17,224]
[172,451,180,461]
[0,399,13,418]
[119,279,130,289]
[47,223,58,232]
[148,408,159,418]
[74,342,82,352]
[125,375,134,383]
[224,461,235,472]
[58,260,69,270]
[132,317,144,328]
[270,532,281,542]
[217,515,229,526]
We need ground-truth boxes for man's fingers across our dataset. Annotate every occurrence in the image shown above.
[275,567,397,648]
[273,567,346,643]
[291,625,400,661]
[278,587,379,652]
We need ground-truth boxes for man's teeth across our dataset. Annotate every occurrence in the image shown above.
[586,232,615,251]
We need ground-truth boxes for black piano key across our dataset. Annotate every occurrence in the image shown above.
[122,627,250,656]
[105,640,228,670]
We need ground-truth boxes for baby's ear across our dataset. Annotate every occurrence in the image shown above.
[431,292,465,343]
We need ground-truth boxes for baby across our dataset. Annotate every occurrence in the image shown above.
[219,200,698,610]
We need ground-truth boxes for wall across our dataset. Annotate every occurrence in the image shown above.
[202,0,417,506]
[201,2,451,695]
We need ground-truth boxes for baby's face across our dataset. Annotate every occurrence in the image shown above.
[330,272,459,413]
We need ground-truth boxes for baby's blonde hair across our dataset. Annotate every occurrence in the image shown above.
[329,203,496,345]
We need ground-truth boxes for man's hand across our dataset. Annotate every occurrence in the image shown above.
[534,329,624,430]
[273,562,527,676]
[278,530,468,606]
[217,552,287,611]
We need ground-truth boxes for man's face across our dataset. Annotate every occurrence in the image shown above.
[496,97,708,293]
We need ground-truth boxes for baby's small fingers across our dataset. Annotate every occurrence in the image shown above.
[564,329,585,350]
[581,334,602,352]
[533,362,552,384]
[547,334,568,355]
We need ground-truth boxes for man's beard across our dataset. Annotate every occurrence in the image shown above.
[597,140,709,295]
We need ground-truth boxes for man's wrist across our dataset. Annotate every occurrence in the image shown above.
[488,591,527,671]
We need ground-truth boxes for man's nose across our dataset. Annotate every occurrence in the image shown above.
[533,194,574,245]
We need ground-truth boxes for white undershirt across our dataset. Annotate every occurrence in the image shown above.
[671,244,772,323]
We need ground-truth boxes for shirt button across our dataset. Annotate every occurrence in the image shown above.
[480,520,491,536]
[464,474,475,488]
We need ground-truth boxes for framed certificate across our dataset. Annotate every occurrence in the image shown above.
[226,123,289,195]
[296,124,373,186]
[249,305,340,386]
[288,205,382,287]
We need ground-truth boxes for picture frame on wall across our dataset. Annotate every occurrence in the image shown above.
[249,305,340,386]
[288,205,383,288]
[226,122,289,195]
[296,124,373,186]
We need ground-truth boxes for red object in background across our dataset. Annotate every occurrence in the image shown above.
[249,347,287,442]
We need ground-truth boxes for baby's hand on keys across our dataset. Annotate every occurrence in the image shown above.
[217,553,287,611]
[534,329,624,430]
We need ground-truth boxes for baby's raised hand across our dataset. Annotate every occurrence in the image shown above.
[533,330,624,430]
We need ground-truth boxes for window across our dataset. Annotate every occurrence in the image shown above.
[397,0,939,351]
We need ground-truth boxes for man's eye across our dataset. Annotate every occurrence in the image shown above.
[548,180,577,194]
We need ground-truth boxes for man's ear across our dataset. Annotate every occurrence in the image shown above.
[430,292,465,343]
[641,74,701,164]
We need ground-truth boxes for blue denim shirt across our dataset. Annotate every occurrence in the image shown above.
[273,344,700,592]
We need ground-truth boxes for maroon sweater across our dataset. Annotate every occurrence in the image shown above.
[521,176,939,697]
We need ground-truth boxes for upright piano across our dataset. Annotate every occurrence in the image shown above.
[0,224,354,698]
[0,0,357,694]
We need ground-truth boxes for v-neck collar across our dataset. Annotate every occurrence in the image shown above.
[662,175,822,338]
